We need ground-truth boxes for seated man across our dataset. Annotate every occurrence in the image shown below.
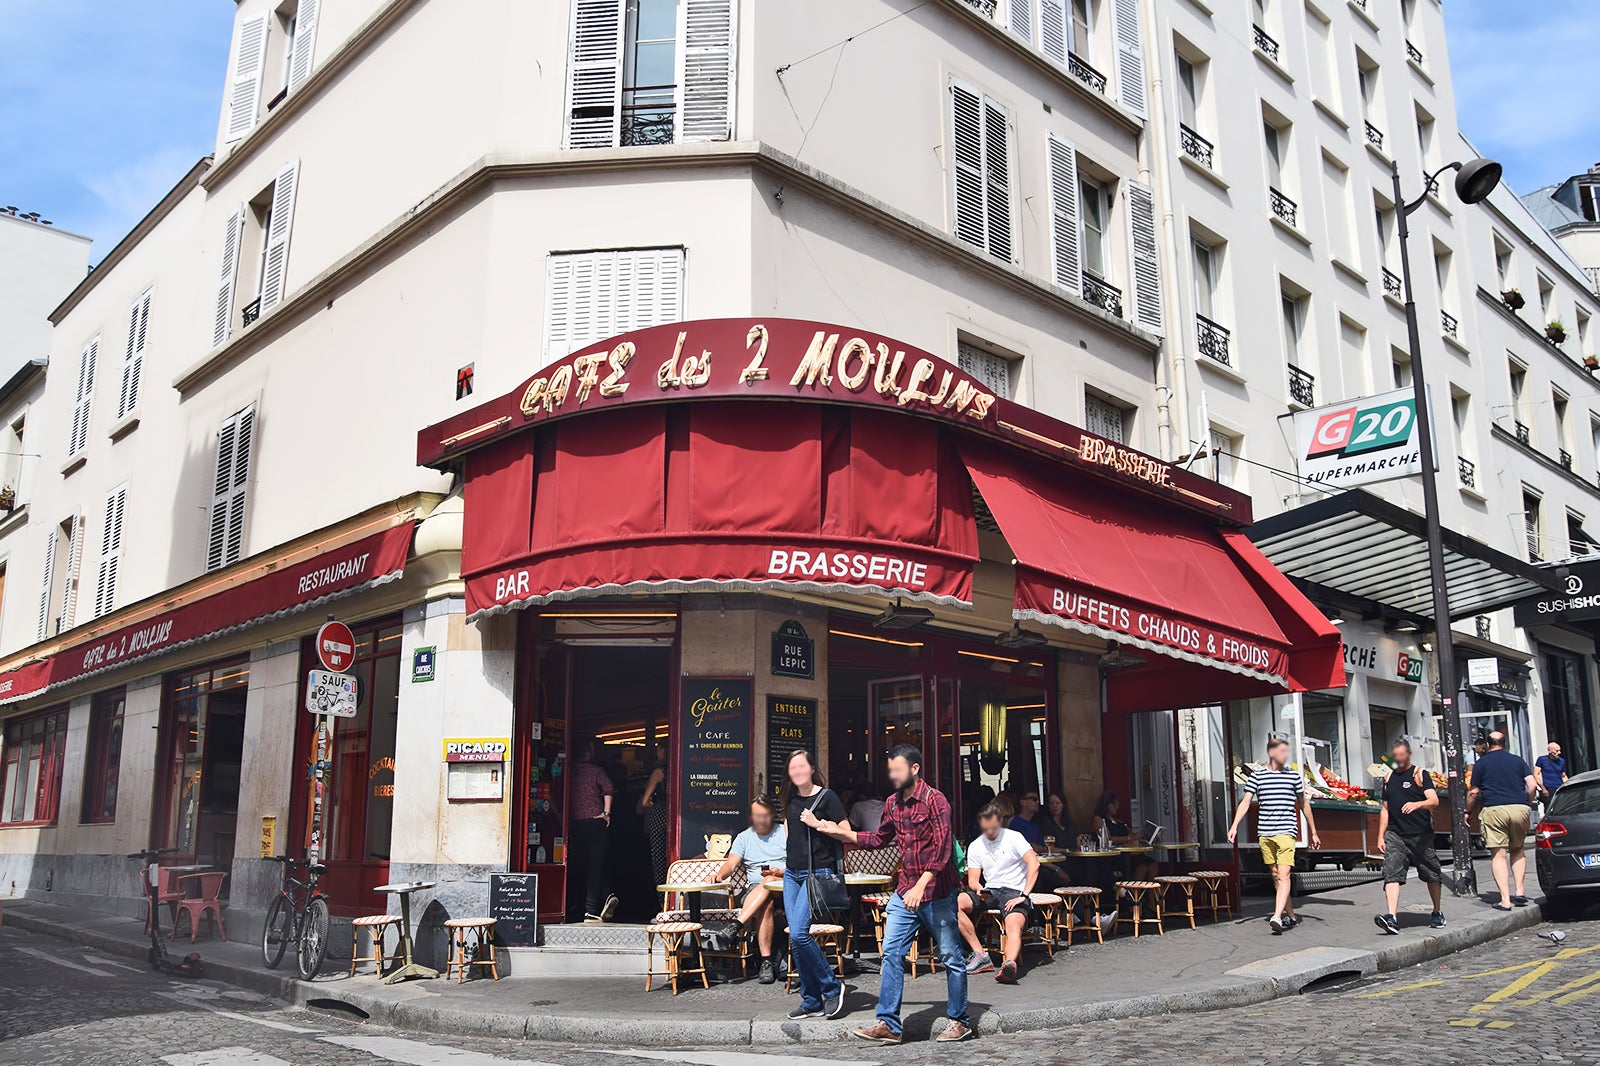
[716,795,788,984]
[956,802,1039,984]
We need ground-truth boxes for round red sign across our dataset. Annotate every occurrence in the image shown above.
[315,620,357,673]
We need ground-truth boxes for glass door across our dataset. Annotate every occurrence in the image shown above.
[869,676,927,774]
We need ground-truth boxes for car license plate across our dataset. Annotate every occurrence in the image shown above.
[1580,854,1600,870]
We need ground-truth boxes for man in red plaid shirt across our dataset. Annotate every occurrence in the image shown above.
[804,743,973,1044]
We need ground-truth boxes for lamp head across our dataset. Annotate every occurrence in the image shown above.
[1454,157,1502,205]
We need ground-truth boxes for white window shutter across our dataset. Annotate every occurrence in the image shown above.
[68,336,98,457]
[950,82,987,253]
[226,14,270,142]
[565,0,625,149]
[60,514,82,632]
[213,206,245,347]
[982,98,1013,262]
[1111,0,1147,118]
[546,249,685,356]
[259,160,300,312]
[1007,0,1034,45]
[957,342,1013,398]
[1047,134,1083,296]
[119,289,151,419]
[1040,0,1068,65]
[206,406,254,571]
[544,255,576,358]
[36,525,56,641]
[677,0,736,142]
[93,486,126,619]
[1125,180,1164,334]
[226,407,254,566]
[287,0,320,93]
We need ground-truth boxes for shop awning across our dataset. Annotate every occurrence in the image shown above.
[1246,489,1555,623]
[0,520,415,705]
[960,440,1344,694]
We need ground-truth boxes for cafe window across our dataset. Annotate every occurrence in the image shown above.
[1,707,68,826]
[155,660,249,865]
[80,689,126,824]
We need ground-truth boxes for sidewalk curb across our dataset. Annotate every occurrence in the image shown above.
[0,901,1546,1045]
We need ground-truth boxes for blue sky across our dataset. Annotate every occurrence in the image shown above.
[1,1,1595,258]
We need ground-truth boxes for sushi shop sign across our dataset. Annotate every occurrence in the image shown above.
[1338,621,1425,685]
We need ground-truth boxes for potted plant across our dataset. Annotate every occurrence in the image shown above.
[0,486,14,513]
[1547,319,1567,344]
[1586,354,1599,372]
[1501,288,1525,310]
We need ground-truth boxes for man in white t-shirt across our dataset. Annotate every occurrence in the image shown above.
[955,803,1039,984]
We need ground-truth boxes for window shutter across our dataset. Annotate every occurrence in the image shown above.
[93,486,126,619]
[225,14,270,142]
[213,206,245,347]
[1047,134,1083,296]
[118,289,151,419]
[546,249,684,356]
[207,406,254,571]
[1085,394,1127,443]
[68,336,98,457]
[1040,0,1069,64]
[1111,0,1147,118]
[565,0,625,149]
[287,0,320,93]
[677,0,736,142]
[983,98,1013,262]
[258,160,300,312]
[1125,180,1164,334]
[544,255,576,358]
[226,407,254,566]
[1007,0,1034,45]
[36,526,55,641]
[950,82,987,253]
[957,342,1013,398]
[60,514,82,632]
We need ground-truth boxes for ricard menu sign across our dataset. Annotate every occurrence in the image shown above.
[678,677,752,856]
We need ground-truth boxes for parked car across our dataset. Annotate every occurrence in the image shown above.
[1535,769,1600,920]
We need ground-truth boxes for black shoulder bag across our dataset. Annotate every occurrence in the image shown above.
[805,790,851,921]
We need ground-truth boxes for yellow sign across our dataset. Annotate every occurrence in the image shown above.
[259,815,277,858]
[442,737,511,763]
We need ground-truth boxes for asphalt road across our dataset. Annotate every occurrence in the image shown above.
[1,915,1597,1065]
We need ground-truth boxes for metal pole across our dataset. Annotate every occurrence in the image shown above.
[1392,162,1476,896]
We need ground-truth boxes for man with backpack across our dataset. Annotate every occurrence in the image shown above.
[1374,739,1444,934]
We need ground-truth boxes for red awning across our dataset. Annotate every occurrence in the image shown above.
[961,441,1343,699]
[461,404,978,617]
[0,521,415,705]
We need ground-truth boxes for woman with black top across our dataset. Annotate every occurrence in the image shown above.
[781,749,848,1021]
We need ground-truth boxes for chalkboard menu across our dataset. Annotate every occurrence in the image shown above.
[489,872,539,947]
[679,677,752,858]
[765,695,817,799]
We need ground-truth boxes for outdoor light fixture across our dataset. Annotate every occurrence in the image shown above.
[1097,642,1147,671]
[1452,157,1504,205]
[979,699,1008,775]
[872,599,934,630]
[995,624,1048,649]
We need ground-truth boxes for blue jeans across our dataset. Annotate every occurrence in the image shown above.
[878,891,969,1035]
[783,868,842,1010]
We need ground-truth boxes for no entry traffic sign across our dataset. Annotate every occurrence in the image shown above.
[316,620,356,672]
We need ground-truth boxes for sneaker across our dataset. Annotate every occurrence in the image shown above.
[935,1020,976,1043]
[1099,914,1116,933]
[1268,915,1284,935]
[758,958,776,985]
[824,987,846,1018]
[853,1022,902,1044]
[598,894,619,922]
[1374,913,1400,935]
[995,960,1019,984]
[1282,916,1301,931]
[583,913,604,924]
[1511,895,1529,907]
[1430,912,1447,929]
[965,950,995,974]
[787,1005,822,1020]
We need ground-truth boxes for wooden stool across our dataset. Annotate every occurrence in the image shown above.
[1191,871,1234,922]
[786,924,846,993]
[645,921,708,994]
[1028,893,1062,956]
[1115,880,1165,937]
[1155,876,1199,930]
[859,893,892,955]
[442,918,500,982]
[1054,887,1105,945]
[349,914,402,977]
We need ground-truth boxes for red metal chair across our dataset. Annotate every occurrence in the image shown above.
[142,865,182,935]
[172,872,228,943]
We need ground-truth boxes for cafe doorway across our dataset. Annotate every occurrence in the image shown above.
[152,659,249,872]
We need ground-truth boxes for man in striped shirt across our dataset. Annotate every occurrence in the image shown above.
[1228,736,1321,934]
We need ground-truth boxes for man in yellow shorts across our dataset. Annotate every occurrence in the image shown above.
[1228,736,1322,934]
[1468,731,1537,910]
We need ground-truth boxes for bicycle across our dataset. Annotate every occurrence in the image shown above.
[126,848,204,978]
[261,855,331,980]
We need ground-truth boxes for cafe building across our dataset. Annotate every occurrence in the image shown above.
[419,316,1346,926]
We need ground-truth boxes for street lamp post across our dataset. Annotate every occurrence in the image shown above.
[1391,156,1502,897]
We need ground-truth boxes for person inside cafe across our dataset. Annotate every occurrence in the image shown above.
[715,795,788,985]
[1092,791,1159,882]
[780,749,848,1020]
[1033,790,1077,845]
[956,803,1039,983]
[849,783,887,834]
[638,742,670,900]
[1010,790,1069,890]
[569,737,618,923]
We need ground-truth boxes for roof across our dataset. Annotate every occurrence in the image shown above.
[0,359,46,411]
[1521,186,1588,233]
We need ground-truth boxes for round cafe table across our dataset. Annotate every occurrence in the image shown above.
[656,881,730,924]
[373,881,438,984]
[1036,852,1069,865]
[845,873,891,887]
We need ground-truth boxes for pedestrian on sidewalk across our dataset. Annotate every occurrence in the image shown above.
[1227,735,1321,934]
[805,743,974,1044]
[956,803,1040,982]
[780,749,849,1021]
[1467,731,1537,911]
[1373,739,1444,934]
[1534,742,1568,816]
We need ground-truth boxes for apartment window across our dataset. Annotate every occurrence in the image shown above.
[36,515,80,641]
[1281,289,1305,367]
[1209,426,1241,487]
[67,335,98,458]
[1192,236,1220,320]
[1415,108,1436,173]
[950,80,1014,262]
[957,341,1015,399]
[118,288,152,421]
[1555,390,1572,461]
[565,0,736,148]
[1375,195,1397,270]
[1079,176,1109,279]
[1492,234,1515,291]
[263,0,320,108]
[1070,0,1093,60]
[207,406,255,573]
[1451,389,1472,459]
[1525,490,1544,561]
[1263,120,1285,191]
[1340,318,1368,393]
[1538,274,1555,318]
[1434,243,1456,328]
[544,247,686,358]
[1305,5,1337,108]
[1322,155,1353,264]
[1580,183,1600,223]
[214,161,300,346]
[81,689,126,824]
[1084,392,1129,443]
[1356,51,1378,116]
[92,484,127,619]
[1175,53,1199,129]
[2,414,26,510]
[1392,349,1412,388]
[1578,308,1593,358]
[1592,416,1600,474]
[1569,512,1596,558]
[1,709,68,826]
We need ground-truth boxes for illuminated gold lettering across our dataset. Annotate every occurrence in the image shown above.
[599,342,635,397]
[897,358,937,405]
[682,348,712,387]
[739,324,770,383]
[873,345,905,395]
[836,337,874,390]
[943,378,978,414]
[790,331,838,387]
[968,392,994,419]
[658,331,689,389]
[927,369,953,405]
[544,364,573,412]
[519,376,549,416]
[573,353,604,404]
[1078,435,1174,487]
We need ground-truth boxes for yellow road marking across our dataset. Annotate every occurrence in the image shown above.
[1486,1021,1515,1029]
[1481,961,1559,1005]
[1354,979,1444,999]
[1449,1018,1482,1027]
[1556,981,1600,1007]
[1515,967,1600,1005]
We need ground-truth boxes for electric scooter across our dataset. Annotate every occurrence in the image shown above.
[127,848,205,978]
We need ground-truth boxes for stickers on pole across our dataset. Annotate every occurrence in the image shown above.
[305,669,359,718]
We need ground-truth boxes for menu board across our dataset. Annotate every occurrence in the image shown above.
[765,695,817,799]
[489,872,539,947]
[679,677,752,858]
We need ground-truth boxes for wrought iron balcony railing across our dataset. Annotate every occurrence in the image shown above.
[1515,420,1531,445]
[1253,25,1281,63]
[956,0,998,15]
[1561,449,1574,471]
[1269,187,1298,228]
[1383,267,1404,300]
[1082,273,1124,317]
[242,297,261,328]
[1068,54,1108,96]
[1458,456,1476,490]
[1287,364,1315,407]
[1528,531,1543,562]
[1196,314,1231,366]
[1364,121,1384,151]
[1406,40,1424,65]
[1441,310,1458,338]
[620,85,676,147]
[1179,124,1215,169]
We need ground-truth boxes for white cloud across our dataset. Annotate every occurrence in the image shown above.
[77,147,208,256]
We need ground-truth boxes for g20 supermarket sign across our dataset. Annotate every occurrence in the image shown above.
[1290,388,1431,490]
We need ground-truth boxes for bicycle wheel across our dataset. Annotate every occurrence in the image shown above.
[262,893,293,969]
[297,896,331,980]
